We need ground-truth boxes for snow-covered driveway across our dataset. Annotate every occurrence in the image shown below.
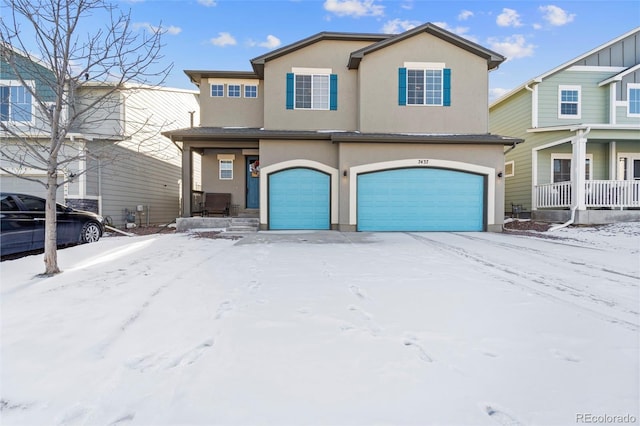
[1,225,638,426]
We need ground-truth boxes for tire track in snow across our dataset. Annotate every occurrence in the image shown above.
[408,233,639,331]
[455,233,640,282]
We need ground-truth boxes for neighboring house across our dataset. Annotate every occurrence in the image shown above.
[166,23,521,232]
[490,27,640,224]
[1,46,200,227]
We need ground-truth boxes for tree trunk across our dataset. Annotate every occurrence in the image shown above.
[43,156,60,275]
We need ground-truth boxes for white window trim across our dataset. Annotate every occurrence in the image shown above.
[558,85,581,119]
[210,84,224,97]
[504,161,515,177]
[294,73,330,111]
[227,84,241,98]
[550,153,593,182]
[0,79,36,125]
[405,66,444,107]
[627,83,640,117]
[244,84,258,99]
[617,152,640,180]
[219,159,233,180]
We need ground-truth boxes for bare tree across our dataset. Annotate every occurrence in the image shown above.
[0,0,171,275]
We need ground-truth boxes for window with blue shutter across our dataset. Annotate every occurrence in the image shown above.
[330,74,337,110]
[286,73,294,110]
[398,68,407,106]
[443,68,451,107]
[400,66,450,107]
[287,72,334,110]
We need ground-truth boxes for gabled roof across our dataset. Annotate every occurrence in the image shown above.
[348,23,505,70]
[250,32,390,78]
[599,63,640,87]
[491,26,640,109]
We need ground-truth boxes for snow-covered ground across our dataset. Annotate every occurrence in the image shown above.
[1,224,639,426]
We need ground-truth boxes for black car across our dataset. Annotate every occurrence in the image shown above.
[1,193,105,257]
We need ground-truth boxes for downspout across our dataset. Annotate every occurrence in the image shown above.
[504,142,518,154]
[549,126,592,231]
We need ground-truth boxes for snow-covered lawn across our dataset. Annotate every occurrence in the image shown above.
[1,224,639,426]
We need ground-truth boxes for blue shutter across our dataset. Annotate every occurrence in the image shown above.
[286,73,294,110]
[0,87,9,120]
[398,68,407,106]
[443,68,451,106]
[329,74,338,110]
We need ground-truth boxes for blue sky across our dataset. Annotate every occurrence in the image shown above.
[124,0,638,99]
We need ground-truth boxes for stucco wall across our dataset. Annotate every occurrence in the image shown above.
[358,33,489,134]
[199,78,263,127]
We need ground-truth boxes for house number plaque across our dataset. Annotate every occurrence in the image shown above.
[417,159,430,165]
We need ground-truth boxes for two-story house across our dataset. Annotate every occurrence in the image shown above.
[490,27,640,224]
[1,45,200,227]
[166,23,522,232]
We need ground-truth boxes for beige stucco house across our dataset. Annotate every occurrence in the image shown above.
[166,23,521,232]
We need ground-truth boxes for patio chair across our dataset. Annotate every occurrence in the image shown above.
[203,193,231,217]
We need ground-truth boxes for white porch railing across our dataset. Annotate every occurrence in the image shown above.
[535,180,640,209]
[535,181,572,208]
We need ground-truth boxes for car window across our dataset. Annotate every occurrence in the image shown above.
[1,195,19,211]
[15,195,46,211]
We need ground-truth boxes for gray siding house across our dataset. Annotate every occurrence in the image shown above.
[490,27,640,224]
[1,46,200,227]
[167,23,522,232]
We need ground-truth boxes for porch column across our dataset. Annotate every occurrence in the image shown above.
[571,129,588,210]
[609,141,617,180]
[181,144,192,218]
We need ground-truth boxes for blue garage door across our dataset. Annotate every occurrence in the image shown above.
[357,168,484,231]
[269,168,330,230]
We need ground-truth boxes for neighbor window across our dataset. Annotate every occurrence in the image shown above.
[228,84,241,98]
[211,84,224,97]
[551,154,592,183]
[245,85,258,98]
[558,85,581,118]
[628,84,640,116]
[219,159,233,180]
[0,82,33,122]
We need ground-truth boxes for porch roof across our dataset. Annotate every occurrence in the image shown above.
[163,127,523,146]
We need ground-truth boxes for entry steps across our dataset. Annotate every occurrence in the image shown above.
[227,217,260,233]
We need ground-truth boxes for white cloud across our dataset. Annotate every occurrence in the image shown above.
[197,0,217,6]
[533,23,543,30]
[539,5,575,26]
[490,87,510,101]
[400,0,413,10]
[458,10,474,21]
[248,35,282,49]
[487,34,535,60]
[381,19,420,34]
[210,32,237,47]
[134,22,182,36]
[432,22,477,42]
[496,8,523,27]
[323,0,384,17]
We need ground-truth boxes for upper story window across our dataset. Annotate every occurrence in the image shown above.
[228,84,241,98]
[399,63,451,107]
[211,84,224,97]
[558,85,581,119]
[296,74,328,109]
[245,85,258,98]
[0,81,33,122]
[628,83,640,117]
[286,68,337,111]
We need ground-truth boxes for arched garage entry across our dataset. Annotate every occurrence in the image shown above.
[268,168,331,230]
[357,167,485,231]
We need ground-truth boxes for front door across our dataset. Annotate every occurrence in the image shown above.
[246,156,260,209]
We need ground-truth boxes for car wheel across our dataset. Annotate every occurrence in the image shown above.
[81,222,101,243]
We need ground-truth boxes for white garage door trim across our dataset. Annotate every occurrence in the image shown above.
[260,159,339,227]
[349,159,495,226]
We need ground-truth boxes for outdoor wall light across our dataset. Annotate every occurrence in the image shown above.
[497,171,503,178]
[343,170,348,177]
